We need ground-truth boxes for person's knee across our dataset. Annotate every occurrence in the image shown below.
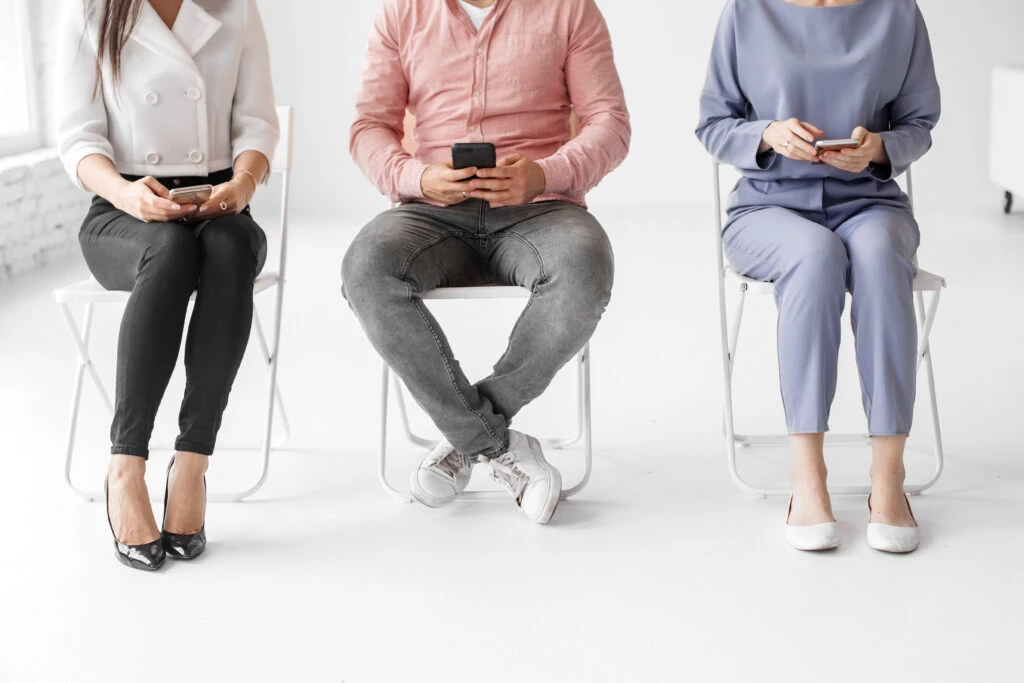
[142,223,199,288]
[198,216,265,274]
[541,215,615,312]
[786,231,848,289]
[341,217,407,304]
[848,229,915,284]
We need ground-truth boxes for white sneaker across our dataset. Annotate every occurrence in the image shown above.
[409,440,474,508]
[785,497,840,551]
[867,494,919,553]
[484,430,562,524]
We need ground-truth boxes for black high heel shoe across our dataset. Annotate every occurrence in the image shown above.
[161,456,207,560]
[104,476,165,571]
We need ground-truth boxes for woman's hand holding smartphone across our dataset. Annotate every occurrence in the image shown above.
[817,126,889,173]
[116,176,197,224]
[760,118,825,162]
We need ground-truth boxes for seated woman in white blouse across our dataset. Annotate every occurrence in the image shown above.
[56,0,279,571]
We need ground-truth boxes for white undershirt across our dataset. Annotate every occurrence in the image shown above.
[459,0,493,32]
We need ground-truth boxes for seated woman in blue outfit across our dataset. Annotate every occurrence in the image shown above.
[696,0,941,553]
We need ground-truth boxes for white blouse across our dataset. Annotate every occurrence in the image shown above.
[56,0,279,189]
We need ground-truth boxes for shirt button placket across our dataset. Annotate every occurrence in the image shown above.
[470,42,486,139]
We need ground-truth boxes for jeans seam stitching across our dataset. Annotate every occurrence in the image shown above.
[398,234,456,280]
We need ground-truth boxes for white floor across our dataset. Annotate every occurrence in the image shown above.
[2,199,1023,682]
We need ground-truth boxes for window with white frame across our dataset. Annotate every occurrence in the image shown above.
[0,0,41,157]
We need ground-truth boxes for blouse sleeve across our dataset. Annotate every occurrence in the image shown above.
[694,1,776,171]
[55,1,114,191]
[230,0,280,173]
[872,5,941,181]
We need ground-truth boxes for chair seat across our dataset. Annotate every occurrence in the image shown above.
[421,285,530,300]
[725,266,946,295]
[54,271,281,304]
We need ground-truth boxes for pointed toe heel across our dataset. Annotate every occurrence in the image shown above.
[105,477,165,571]
[161,456,207,561]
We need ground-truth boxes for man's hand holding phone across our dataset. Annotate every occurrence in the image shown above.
[467,154,546,208]
[421,163,479,206]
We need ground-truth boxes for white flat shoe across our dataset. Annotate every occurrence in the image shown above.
[867,494,919,553]
[785,497,839,551]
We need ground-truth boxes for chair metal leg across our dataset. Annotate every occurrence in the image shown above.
[250,307,291,448]
[60,302,108,501]
[378,362,415,502]
[546,345,588,449]
[209,298,286,502]
[560,343,592,499]
[393,372,436,448]
[908,289,944,495]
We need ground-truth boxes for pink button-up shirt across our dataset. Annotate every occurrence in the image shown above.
[350,0,630,207]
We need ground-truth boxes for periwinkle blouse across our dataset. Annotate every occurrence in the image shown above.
[696,0,941,213]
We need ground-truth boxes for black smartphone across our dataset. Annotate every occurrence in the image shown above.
[452,142,496,174]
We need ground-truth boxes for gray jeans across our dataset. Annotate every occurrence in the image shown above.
[342,199,614,459]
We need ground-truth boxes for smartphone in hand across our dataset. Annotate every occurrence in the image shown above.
[452,143,496,175]
[814,138,862,153]
[168,184,213,205]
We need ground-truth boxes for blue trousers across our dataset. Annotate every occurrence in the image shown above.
[724,180,920,436]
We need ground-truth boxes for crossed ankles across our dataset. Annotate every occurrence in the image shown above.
[410,430,562,525]
[105,453,209,571]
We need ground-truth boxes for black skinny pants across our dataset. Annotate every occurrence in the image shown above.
[79,170,267,458]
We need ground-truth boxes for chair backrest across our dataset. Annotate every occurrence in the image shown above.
[268,105,294,278]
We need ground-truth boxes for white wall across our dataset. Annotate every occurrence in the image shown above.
[258,0,1024,218]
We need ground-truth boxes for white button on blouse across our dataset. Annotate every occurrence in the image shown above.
[145,90,160,105]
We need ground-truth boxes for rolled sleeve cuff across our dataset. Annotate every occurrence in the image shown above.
[396,158,429,202]
[63,145,115,192]
[536,156,573,197]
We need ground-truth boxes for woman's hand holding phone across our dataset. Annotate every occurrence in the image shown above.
[194,176,257,220]
[116,176,197,223]
[760,118,825,162]
[818,126,889,174]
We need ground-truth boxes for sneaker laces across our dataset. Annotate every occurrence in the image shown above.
[428,448,469,481]
[486,453,529,504]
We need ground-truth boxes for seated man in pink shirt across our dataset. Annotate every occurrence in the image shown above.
[343,0,630,524]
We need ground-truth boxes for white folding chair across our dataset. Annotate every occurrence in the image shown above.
[712,160,946,497]
[53,105,295,503]
[377,286,592,502]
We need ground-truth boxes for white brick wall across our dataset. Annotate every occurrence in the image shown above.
[0,151,90,282]
[0,0,88,283]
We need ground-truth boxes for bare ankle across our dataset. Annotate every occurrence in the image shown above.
[108,455,146,480]
[173,452,209,476]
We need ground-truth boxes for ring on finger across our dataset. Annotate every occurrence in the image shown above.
[220,201,228,211]
[462,191,467,199]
